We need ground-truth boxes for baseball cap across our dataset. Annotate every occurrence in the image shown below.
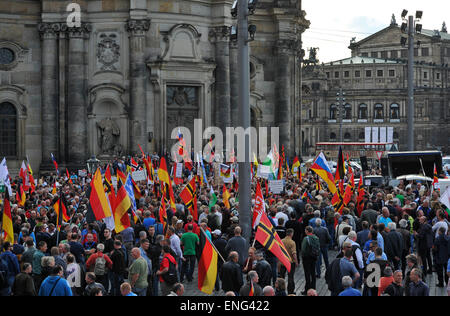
[212,229,221,236]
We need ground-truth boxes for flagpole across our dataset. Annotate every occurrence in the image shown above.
[200,227,225,263]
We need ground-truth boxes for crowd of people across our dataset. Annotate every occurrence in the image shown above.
[0,154,449,297]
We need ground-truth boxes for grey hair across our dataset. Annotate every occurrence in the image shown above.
[262,286,274,295]
[41,256,55,268]
[387,222,396,231]
[139,231,147,238]
[315,218,322,226]
[342,276,353,288]
[156,235,165,243]
[96,243,105,252]
[248,270,258,282]
[348,231,357,240]
[399,219,408,229]
[314,210,321,217]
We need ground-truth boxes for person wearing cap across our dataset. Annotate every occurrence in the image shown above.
[212,229,227,291]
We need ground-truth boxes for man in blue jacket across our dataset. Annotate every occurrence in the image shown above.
[0,242,20,296]
[38,265,72,296]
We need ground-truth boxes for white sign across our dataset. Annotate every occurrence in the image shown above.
[379,127,387,143]
[372,127,379,143]
[257,165,271,179]
[387,127,394,143]
[365,179,372,186]
[175,163,183,179]
[438,179,450,195]
[111,176,117,188]
[132,170,147,182]
[365,127,372,144]
[78,170,87,177]
[269,180,284,194]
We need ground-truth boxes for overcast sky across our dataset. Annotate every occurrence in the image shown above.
[302,1,450,63]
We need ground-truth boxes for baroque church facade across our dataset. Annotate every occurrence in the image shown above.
[0,0,310,172]
[301,18,450,157]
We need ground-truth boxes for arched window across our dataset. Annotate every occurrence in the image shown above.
[374,103,384,120]
[344,132,351,141]
[359,132,365,140]
[0,102,17,157]
[330,104,337,120]
[390,103,400,120]
[344,104,352,120]
[330,132,336,141]
[358,104,368,119]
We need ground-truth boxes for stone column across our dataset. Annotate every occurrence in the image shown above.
[211,26,231,146]
[275,39,293,156]
[38,23,59,164]
[126,19,150,155]
[229,41,239,128]
[67,24,91,165]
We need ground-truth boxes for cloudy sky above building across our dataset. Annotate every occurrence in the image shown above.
[302,1,450,63]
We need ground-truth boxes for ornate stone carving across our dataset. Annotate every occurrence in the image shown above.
[97,33,120,71]
[0,41,29,71]
[126,19,151,36]
[67,23,92,39]
[275,39,296,55]
[97,117,121,155]
[209,26,230,43]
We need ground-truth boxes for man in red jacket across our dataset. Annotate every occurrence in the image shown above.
[85,243,113,292]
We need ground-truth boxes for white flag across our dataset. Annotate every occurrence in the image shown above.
[0,158,12,196]
[439,187,450,210]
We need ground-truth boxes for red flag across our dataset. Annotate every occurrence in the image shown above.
[252,182,265,229]
[66,168,73,184]
[255,212,292,272]
[356,173,365,216]
[343,173,355,206]
[180,177,198,221]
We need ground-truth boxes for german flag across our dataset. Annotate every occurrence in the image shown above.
[433,163,439,189]
[89,168,112,221]
[51,182,57,195]
[179,177,198,221]
[158,192,168,232]
[54,189,69,231]
[17,184,26,207]
[316,176,322,192]
[157,157,176,211]
[356,173,365,216]
[343,173,355,206]
[66,168,73,185]
[197,228,218,295]
[116,169,127,185]
[255,211,292,272]
[114,179,132,233]
[1,189,14,243]
[131,177,142,200]
[223,184,231,209]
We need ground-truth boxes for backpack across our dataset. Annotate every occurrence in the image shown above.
[0,257,7,289]
[161,256,178,285]
[94,254,106,276]
[307,236,320,258]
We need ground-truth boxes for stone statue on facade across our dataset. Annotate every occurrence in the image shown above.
[97,117,120,155]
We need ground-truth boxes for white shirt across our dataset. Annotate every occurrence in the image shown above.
[170,234,183,259]
[66,263,81,288]
[275,212,289,227]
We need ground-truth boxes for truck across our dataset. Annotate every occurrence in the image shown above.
[387,151,442,179]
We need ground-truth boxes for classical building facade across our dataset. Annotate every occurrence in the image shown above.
[0,0,309,172]
[301,20,450,157]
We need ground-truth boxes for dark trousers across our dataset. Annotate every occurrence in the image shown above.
[280,264,296,294]
[316,246,329,276]
[266,257,279,286]
[419,248,433,274]
[181,255,196,282]
[302,257,317,292]
[435,263,449,285]
[109,272,124,296]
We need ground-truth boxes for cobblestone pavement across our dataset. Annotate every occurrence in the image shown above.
[181,251,448,297]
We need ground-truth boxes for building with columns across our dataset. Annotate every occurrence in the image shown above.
[301,19,450,157]
[0,0,309,173]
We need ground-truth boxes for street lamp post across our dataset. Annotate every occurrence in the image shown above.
[336,88,346,142]
[401,10,422,151]
[237,0,252,246]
